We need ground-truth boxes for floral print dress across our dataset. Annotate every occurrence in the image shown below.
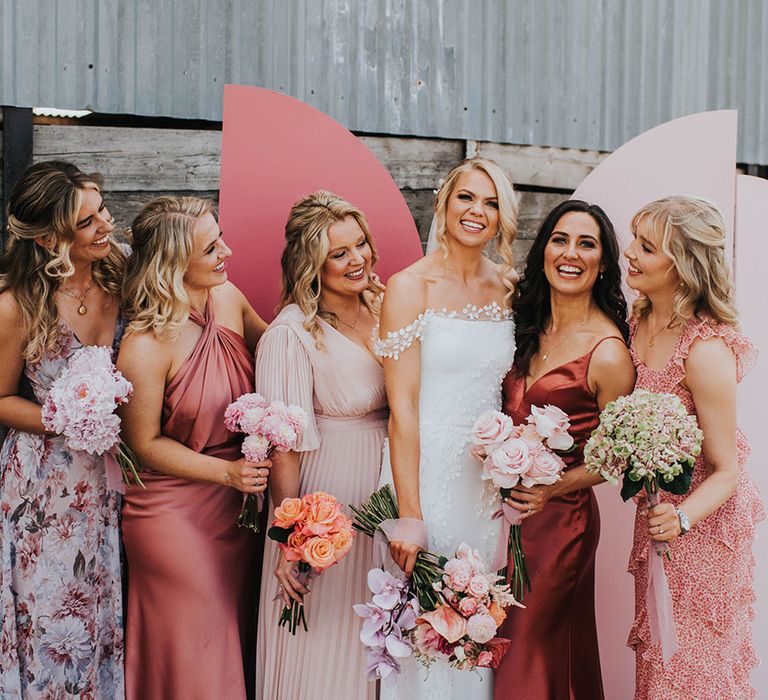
[0,323,124,699]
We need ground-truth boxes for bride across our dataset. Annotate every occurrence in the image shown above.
[377,158,519,698]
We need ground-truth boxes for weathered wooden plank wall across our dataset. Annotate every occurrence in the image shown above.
[20,123,600,265]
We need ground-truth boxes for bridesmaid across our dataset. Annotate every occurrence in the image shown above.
[494,200,636,699]
[624,196,764,699]
[117,196,270,700]
[0,161,125,697]
[255,191,386,700]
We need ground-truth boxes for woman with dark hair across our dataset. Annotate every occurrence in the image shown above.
[494,200,636,699]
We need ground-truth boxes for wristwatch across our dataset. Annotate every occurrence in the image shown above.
[675,507,691,536]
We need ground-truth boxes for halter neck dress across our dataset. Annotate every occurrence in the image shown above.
[121,296,257,700]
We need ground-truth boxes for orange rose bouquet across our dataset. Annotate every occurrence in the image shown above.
[268,492,356,634]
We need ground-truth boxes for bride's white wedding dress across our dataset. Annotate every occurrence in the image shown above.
[377,302,516,699]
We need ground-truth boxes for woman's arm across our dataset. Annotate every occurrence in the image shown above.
[508,338,636,518]
[0,292,49,434]
[380,272,426,574]
[117,331,268,491]
[645,336,739,542]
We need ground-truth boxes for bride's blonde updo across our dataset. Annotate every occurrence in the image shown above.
[279,190,384,350]
[0,161,124,362]
[434,158,519,300]
[123,196,214,339]
[631,196,739,327]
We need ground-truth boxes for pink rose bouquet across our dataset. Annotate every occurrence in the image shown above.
[224,393,309,532]
[471,407,571,600]
[267,492,355,634]
[41,345,143,489]
[354,542,520,684]
[584,390,703,661]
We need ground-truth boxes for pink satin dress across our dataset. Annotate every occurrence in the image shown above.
[121,296,257,700]
[494,337,621,700]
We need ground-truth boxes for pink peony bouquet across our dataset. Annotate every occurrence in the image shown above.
[267,492,355,634]
[224,392,309,532]
[41,345,143,488]
[354,544,519,684]
[584,390,703,661]
[471,406,572,599]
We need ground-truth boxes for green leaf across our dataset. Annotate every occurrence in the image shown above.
[660,462,694,496]
[620,471,645,501]
[266,525,293,543]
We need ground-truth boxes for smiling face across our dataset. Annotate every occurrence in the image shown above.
[624,216,679,297]
[443,168,500,249]
[68,185,115,265]
[543,211,603,296]
[319,215,372,298]
[183,211,232,291]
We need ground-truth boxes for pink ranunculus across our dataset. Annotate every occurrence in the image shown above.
[471,410,515,450]
[417,605,467,644]
[522,448,565,487]
[527,404,574,451]
[458,596,478,617]
[467,574,490,599]
[443,558,472,592]
[466,612,497,644]
[484,438,531,489]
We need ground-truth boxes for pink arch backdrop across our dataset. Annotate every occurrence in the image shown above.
[220,94,766,697]
[573,110,766,699]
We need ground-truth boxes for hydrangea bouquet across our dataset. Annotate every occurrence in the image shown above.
[41,345,143,489]
[583,389,704,661]
[267,492,355,634]
[471,406,572,600]
[352,486,519,683]
[224,392,308,531]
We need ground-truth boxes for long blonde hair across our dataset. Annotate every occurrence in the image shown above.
[123,196,214,339]
[280,190,384,350]
[434,158,519,300]
[631,196,739,326]
[0,161,124,362]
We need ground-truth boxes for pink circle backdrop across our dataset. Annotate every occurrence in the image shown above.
[219,84,423,321]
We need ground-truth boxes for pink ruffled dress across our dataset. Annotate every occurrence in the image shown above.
[628,315,765,699]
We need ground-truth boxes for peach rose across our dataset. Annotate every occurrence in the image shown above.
[301,493,342,536]
[488,601,507,627]
[330,528,354,560]
[301,536,337,570]
[273,497,304,529]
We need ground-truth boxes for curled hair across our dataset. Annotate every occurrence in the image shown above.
[0,160,124,362]
[631,196,739,326]
[514,200,629,375]
[123,196,213,339]
[280,190,385,350]
[434,158,519,300]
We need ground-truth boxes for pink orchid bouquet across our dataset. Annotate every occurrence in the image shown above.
[584,389,703,662]
[354,544,519,684]
[224,392,309,532]
[267,492,355,634]
[471,406,573,599]
[41,345,143,488]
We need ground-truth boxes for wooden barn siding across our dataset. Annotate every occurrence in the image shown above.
[9,123,613,261]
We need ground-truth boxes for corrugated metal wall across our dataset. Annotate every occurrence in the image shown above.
[1,0,766,163]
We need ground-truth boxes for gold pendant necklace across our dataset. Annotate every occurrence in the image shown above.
[647,314,677,347]
[541,319,589,361]
[58,279,95,315]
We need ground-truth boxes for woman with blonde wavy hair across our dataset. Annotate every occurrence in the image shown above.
[0,160,126,697]
[116,195,269,700]
[376,158,519,699]
[624,195,764,699]
[255,190,386,700]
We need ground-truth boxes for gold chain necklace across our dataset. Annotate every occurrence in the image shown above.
[647,314,678,347]
[57,279,95,315]
[541,319,589,361]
